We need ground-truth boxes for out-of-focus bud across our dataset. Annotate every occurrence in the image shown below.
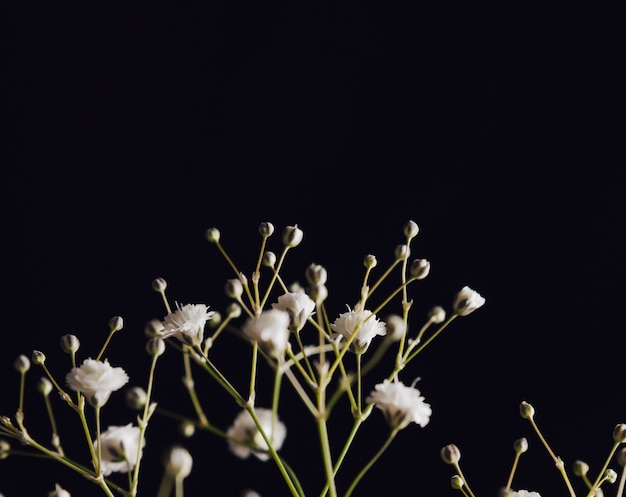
[363,254,377,270]
[225,278,244,299]
[410,259,430,279]
[31,350,46,365]
[450,475,464,489]
[14,355,30,373]
[403,220,419,239]
[262,251,277,268]
[258,222,274,237]
[239,491,262,497]
[513,437,528,454]
[394,244,409,260]
[282,225,303,248]
[205,227,220,243]
[613,423,626,443]
[441,444,461,464]
[145,319,165,337]
[306,264,328,285]
[108,316,124,333]
[60,334,80,354]
[0,439,10,459]
[37,377,53,396]
[152,277,167,292]
[47,483,71,497]
[385,314,406,341]
[179,420,196,438]
[309,283,328,304]
[428,306,446,324]
[146,338,166,357]
[520,401,535,419]
[163,445,193,478]
[126,386,148,410]
[498,489,514,497]
[617,448,626,467]
[226,303,242,319]
[573,460,589,476]
[208,312,222,327]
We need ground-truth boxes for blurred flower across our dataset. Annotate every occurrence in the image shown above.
[511,491,541,497]
[331,307,386,354]
[94,424,144,476]
[272,291,316,332]
[227,408,287,461]
[66,358,129,407]
[163,445,193,479]
[367,379,432,429]
[48,483,71,497]
[242,310,290,358]
[161,303,215,347]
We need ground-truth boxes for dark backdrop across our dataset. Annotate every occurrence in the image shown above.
[4,4,624,497]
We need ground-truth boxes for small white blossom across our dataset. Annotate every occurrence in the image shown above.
[48,483,71,497]
[161,303,215,347]
[66,358,129,407]
[242,309,290,358]
[272,291,316,332]
[94,424,145,476]
[331,307,386,354]
[227,408,287,461]
[511,491,541,497]
[452,286,485,316]
[366,379,432,429]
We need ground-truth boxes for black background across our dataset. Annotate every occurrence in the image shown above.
[3,3,625,497]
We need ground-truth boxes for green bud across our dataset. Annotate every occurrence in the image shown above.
[573,460,589,476]
[262,251,277,267]
[225,278,244,299]
[126,386,147,410]
[363,254,377,269]
[514,437,528,454]
[179,420,196,438]
[403,220,419,239]
[450,475,464,489]
[0,439,10,459]
[226,303,242,319]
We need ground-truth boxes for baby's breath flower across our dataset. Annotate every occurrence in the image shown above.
[227,408,287,461]
[258,222,274,237]
[519,401,535,419]
[514,437,528,454]
[331,307,386,354]
[573,460,589,476]
[262,251,277,267]
[145,319,165,337]
[66,358,129,407]
[60,334,80,354]
[14,354,30,373]
[451,475,464,489]
[31,350,46,365]
[225,278,244,299]
[146,337,165,357]
[366,379,432,429]
[163,445,193,478]
[363,254,377,269]
[282,225,303,248]
[452,286,485,316]
[404,220,419,239]
[272,291,316,332]
[226,303,242,318]
[309,283,328,304]
[161,303,215,347]
[613,423,626,443]
[48,483,71,497]
[0,439,10,459]
[242,310,290,358]
[94,424,144,476]
[37,376,53,396]
[510,490,541,497]
[394,244,409,260]
[441,444,461,464]
[152,277,167,292]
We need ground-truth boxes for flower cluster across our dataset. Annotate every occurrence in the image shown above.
[0,220,492,497]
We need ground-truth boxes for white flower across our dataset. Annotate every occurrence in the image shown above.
[48,483,71,497]
[272,291,316,332]
[161,303,215,347]
[242,309,290,358]
[511,491,542,497]
[331,307,386,354]
[66,358,129,407]
[94,424,145,476]
[452,286,485,316]
[366,379,432,429]
[227,408,287,461]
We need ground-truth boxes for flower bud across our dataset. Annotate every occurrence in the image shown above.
[451,475,464,489]
[385,314,406,341]
[394,244,409,260]
[37,377,53,396]
[514,437,528,454]
[309,283,328,304]
[363,254,377,270]
[617,448,626,467]
[403,220,419,239]
[452,286,486,316]
[226,303,242,319]
[305,264,328,285]
[145,319,165,337]
[163,445,193,478]
[428,306,446,324]
[613,423,626,443]
[573,460,589,476]
[225,278,244,299]
[108,316,124,333]
[205,227,220,243]
[126,386,148,410]
[152,277,167,292]
[179,420,196,438]
[0,439,10,459]
[146,338,166,357]
[208,311,222,327]
[258,222,274,237]
[31,350,46,365]
[410,259,430,279]
[282,225,303,248]
[520,401,535,419]
[14,355,30,373]
[262,251,276,267]
[60,334,80,354]
[604,468,618,484]
[441,444,461,464]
